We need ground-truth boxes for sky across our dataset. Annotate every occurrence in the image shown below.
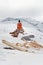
[0,0,43,21]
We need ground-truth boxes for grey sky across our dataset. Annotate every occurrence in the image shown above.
[0,0,43,21]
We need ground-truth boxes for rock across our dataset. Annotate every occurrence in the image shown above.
[21,35,35,41]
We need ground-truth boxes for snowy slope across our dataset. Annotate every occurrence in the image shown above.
[0,18,43,65]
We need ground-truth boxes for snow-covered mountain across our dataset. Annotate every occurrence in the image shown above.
[0,17,39,24]
[0,17,43,33]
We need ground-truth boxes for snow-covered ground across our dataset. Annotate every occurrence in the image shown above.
[0,19,43,65]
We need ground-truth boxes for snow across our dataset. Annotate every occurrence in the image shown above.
[0,49,43,65]
[0,20,43,65]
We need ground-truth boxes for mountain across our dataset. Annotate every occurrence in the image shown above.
[0,17,43,32]
[1,17,16,22]
[23,17,39,26]
[1,17,39,24]
[0,17,40,25]
[1,17,20,23]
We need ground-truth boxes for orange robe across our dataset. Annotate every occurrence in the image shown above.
[17,22,22,30]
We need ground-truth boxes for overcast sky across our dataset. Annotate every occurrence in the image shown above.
[0,0,43,21]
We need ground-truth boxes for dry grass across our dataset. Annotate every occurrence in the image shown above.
[2,40,43,53]
[23,41,43,49]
